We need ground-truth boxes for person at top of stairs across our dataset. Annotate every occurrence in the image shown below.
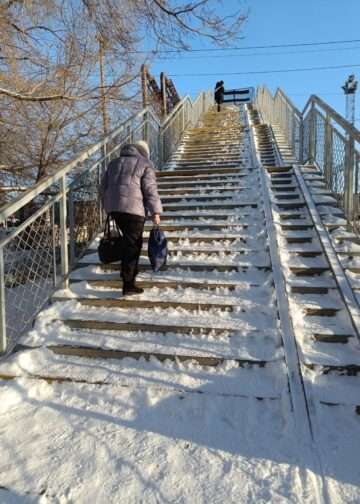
[214,80,224,112]
[100,140,162,296]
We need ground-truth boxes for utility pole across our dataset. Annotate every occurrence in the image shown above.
[342,74,358,125]
[98,37,109,136]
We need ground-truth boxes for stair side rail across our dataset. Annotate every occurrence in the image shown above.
[0,107,159,356]
[160,90,213,165]
[256,86,303,161]
[256,86,360,234]
[302,95,360,228]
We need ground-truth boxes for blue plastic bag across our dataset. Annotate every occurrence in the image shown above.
[148,227,167,272]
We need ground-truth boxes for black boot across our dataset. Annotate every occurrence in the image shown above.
[122,281,144,296]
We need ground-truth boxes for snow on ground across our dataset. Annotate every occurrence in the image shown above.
[0,377,316,503]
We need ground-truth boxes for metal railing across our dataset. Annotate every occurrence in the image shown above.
[256,86,360,232]
[256,87,303,161]
[160,91,213,163]
[0,90,213,354]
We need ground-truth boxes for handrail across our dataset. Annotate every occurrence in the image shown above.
[161,95,191,128]
[0,91,212,223]
[303,94,360,141]
[276,88,302,118]
[256,84,360,238]
[0,107,153,222]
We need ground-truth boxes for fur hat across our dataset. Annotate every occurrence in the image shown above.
[134,140,150,159]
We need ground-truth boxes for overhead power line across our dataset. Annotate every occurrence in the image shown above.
[157,45,360,61]
[135,38,360,54]
[168,63,360,77]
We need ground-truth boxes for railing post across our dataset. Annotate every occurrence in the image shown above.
[126,124,132,144]
[290,112,296,155]
[344,135,355,228]
[0,248,7,353]
[324,113,333,189]
[51,208,57,287]
[59,176,69,289]
[68,190,75,268]
[142,111,149,143]
[309,103,316,164]
[99,143,107,227]
[299,119,304,164]
[159,127,164,170]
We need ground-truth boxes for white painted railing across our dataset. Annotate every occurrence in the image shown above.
[0,90,213,354]
[256,86,360,233]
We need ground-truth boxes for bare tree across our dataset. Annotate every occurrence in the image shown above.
[0,0,247,194]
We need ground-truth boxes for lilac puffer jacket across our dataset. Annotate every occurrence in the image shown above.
[100,144,162,217]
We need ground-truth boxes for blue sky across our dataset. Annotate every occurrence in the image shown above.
[150,0,360,126]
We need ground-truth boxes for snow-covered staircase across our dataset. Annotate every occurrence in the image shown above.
[1,105,360,502]
[3,106,287,392]
[46,107,281,373]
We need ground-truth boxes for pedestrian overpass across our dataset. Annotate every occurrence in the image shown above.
[0,85,359,502]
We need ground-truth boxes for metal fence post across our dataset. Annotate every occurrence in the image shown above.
[68,190,75,268]
[355,153,360,233]
[299,119,304,164]
[309,103,316,164]
[291,113,297,156]
[59,176,69,289]
[99,143,107,227]
[0,248,7,353]
[143,111,149,143]
[51,207,57,287]
[324,113,333,189]
[344,136,355,228]
[158,126,163,170]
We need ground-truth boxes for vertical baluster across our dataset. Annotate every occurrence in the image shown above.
[52,205,57,287]
[344,136,356,228]
[59,176,69,289]
[0,247,7,353]
[309,104,316,163]
[299,118,304,164]
[68,190,75,268]
[324,114,333,189]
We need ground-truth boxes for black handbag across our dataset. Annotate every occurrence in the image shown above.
[148,226,167,272]
[98,215,124,264]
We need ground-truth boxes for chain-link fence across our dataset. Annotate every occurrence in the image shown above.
[0,91,213,355]
[256,86,360,233]
[2,204,58,347]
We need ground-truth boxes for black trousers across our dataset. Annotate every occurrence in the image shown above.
[111,212,145,283]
